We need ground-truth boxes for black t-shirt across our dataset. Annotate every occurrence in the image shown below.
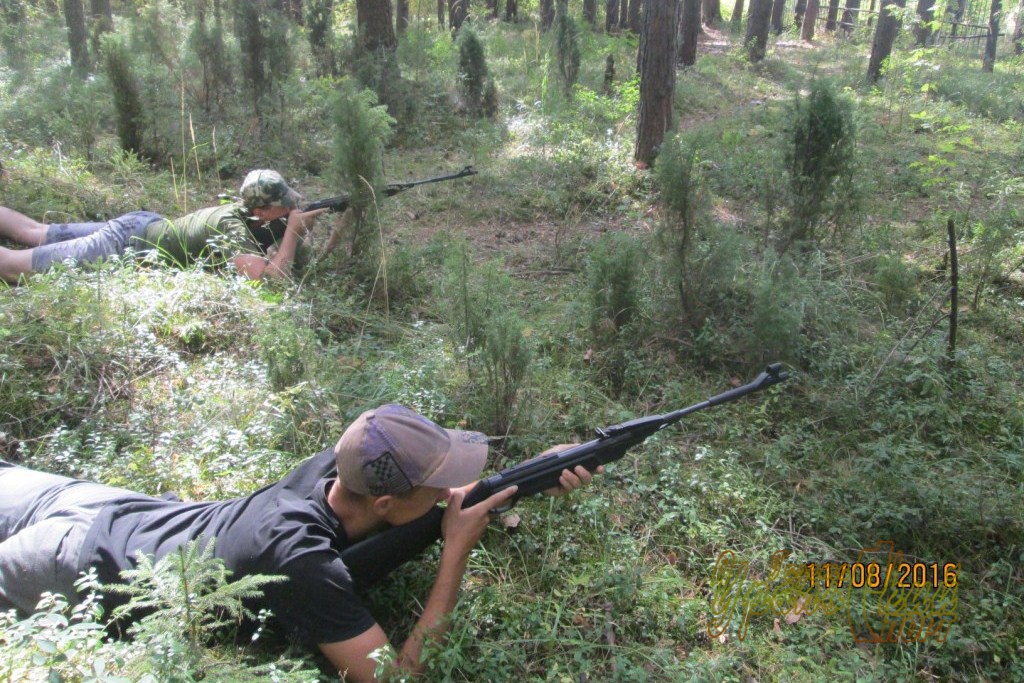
[78,449,376,646]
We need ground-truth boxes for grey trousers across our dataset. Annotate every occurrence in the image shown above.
[0,462,133,614]
[30,210,164,273]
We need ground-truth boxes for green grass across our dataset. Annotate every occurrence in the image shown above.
[2,9,1024,683]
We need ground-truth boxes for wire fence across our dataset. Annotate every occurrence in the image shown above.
[760,0,1015,56]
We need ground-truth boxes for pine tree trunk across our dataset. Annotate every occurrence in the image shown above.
[840,0,860,30]
[584,0,598,26]
[746,0,773,60]
[801,0,818,38]
[397,0,410,33]
[606,0,619,31]
[770,0,786,32]
[450,0,468,31]
[541,0,555,29]
[912,0,934,44]
[629,0,643,31]
[679,0,701,64]
[1015,0,1024,54]
[866,0,905,82]
[703,0,722,24]
[357,0,397,51]
[825,0,841,29]
[634,0,678,167]
[732,0,745,25]
[619,0,630,30]
[438,0,446,27]
[63,0,91,77]
[794,0,806,27]
[505,0,518,20]
[982,0,1000,71]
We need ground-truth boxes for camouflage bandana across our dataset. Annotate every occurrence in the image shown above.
[239,169,303,210]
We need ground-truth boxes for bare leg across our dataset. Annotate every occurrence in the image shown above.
[0,207,48,246]
[0,246,36,284]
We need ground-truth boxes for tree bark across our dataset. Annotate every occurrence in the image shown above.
[840,0,860,30]
[620,0,630,30]
[769,0,786,32]
[703,0,722,24]
[63,0,91,76]
[912,0,934,44]
[946,218,958,361]
[505,0,518,20]
[629,0,643,31]
[584,0,598,26]
[1015,0,1024,54]
[450,0,468,31]
[438,0,446,27]
[397,0,410,33]
[982,0,1000,71]
[357,0,397,52]
[801,0,818,38]
[824,0,841,29]
[866,0,905,82]
[679,0,701,64]
[746,0,773,60]
[635,0,678,167]
[794,0,806,27]
[732,0,745,25]
[606,0,619,31]
[541,0,555,29]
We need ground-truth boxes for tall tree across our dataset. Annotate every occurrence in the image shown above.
[357,0,397,52]
[541,0,555,29]
[731,0,745,26]
[746,0,772,61]
[824,0,841,30]
[438,0,446,27]
[866,0,905,82]
[982,0,1001,71]
[769,0,786,32]
[801,0,818,39]
[912,0,934,44]
[505,0,518,19]
[1015,0,1024,54]
[449,0,468,31]
[584,0,598,27]
[397,0,410,33]
[619,0,630,30]
[678,0,701,65]
[307,0,336,76]
[840,0,860,30]
[629,0,642,32]
[703,0,722,25]
[634,0,678,166]
[63,0,91,76]
[606,0,619,31]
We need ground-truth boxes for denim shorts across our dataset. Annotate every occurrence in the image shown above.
[31,210,165,273]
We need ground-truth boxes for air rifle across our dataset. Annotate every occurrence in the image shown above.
[302,165,478,213]
[341,363,789,588]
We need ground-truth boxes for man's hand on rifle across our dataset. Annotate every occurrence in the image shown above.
[535,444,603,498]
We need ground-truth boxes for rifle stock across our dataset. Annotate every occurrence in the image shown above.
[303,165,477,213]
[342,363,789,588]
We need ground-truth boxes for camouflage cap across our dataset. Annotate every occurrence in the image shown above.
[239,169,303,210]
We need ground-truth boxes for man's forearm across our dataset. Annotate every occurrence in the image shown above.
[394,547,470,676]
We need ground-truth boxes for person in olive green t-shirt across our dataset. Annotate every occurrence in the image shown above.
[0,170,332,284]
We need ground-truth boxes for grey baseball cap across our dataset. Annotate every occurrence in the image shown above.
[335,404,489,496]
[239,169,303,209]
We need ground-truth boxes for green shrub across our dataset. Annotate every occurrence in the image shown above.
[457,27,497,117]
[330,78,396,273]
[782,78,857,254]
[586,231,645,395]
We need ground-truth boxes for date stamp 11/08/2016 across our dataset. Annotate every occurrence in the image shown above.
[707,541,959,644]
